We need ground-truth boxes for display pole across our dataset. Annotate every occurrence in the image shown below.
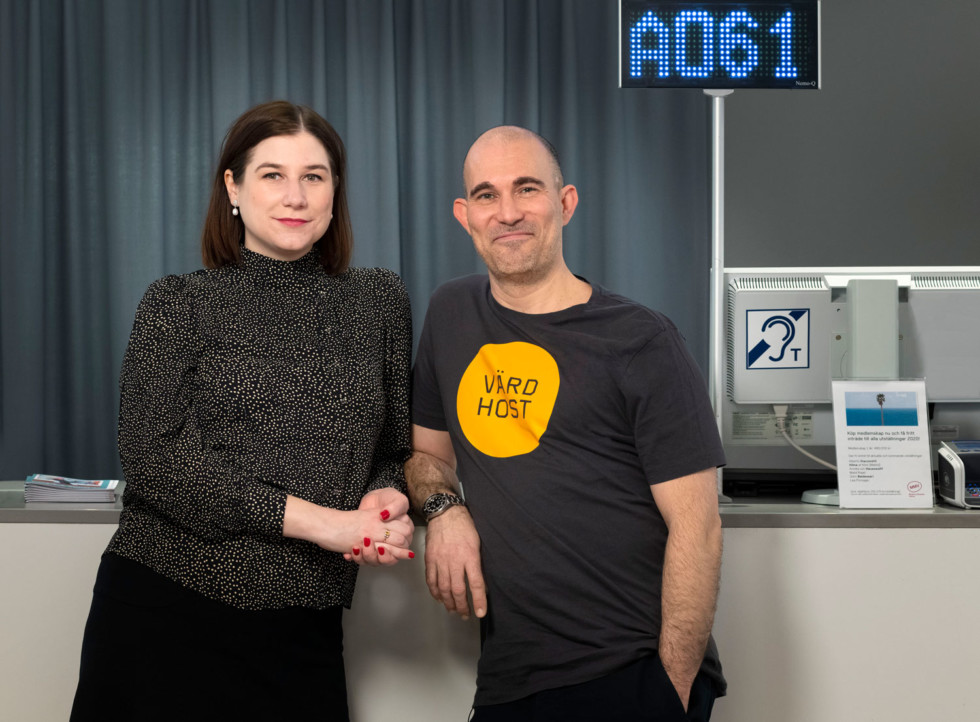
[705,89,733,501]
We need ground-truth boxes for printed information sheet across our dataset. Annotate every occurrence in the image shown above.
[832,379,934,508]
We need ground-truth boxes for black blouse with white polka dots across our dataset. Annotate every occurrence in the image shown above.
[105,246,412,611]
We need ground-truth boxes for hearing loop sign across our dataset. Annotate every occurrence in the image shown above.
[745,309,810,370]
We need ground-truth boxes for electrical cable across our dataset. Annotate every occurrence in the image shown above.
[771,404,838,472]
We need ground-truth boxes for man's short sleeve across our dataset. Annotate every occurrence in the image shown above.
[411,305,449,432]
[624,325,726,485]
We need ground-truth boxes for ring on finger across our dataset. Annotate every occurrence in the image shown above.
[383,529,391,542]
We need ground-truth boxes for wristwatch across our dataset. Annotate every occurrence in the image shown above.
[422,492,465,521]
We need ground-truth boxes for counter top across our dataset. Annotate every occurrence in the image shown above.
[719,496,980,528]
[0,480,125,524]
[3,480,980,528]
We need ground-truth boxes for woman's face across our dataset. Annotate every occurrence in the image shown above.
[224,131,335,262]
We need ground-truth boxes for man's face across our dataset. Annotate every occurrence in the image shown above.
[453,133,577,285]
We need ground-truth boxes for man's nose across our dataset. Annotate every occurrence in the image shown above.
[495,192,523,223]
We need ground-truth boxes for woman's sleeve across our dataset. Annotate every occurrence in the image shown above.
[117,276,287,540]
[364,270,413,495]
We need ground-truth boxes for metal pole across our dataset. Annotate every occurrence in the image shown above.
[705,89,733,500]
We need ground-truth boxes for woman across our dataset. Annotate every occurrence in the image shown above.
[71,101,414,721]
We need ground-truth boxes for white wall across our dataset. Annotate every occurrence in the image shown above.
[712,527,979,721]
[344,551,480,721]
[0,524,114,721]
[0,523,479,722]
[3,523,979,721]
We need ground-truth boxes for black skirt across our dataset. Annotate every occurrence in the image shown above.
[70,553,349,721]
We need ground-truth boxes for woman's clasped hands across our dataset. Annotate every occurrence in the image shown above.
[344,487,415,566]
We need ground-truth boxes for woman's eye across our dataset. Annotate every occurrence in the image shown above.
[263,172,282,180]
[304,174,324,182]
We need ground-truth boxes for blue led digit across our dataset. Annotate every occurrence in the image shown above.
[674,10,714,78]
[719,11,759,78]
[630,11,670,78]
[770,11,798,78]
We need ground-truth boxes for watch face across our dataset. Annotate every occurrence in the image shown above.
[423,494,447,515]
[424,493,460,518]
[422,496,441,516]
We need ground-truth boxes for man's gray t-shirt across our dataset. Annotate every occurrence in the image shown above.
[412,274,726,706]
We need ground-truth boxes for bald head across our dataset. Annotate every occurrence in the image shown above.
[462,126,564,195]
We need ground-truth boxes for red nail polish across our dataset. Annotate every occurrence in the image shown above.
[408,551,415,559]
[364,537,371,547]
[352,547,360,556]
[378,546,385,556]
[380,509,391,521]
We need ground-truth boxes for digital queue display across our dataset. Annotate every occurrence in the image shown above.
[620,1,821,89]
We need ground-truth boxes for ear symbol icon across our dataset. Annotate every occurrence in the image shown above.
[761,316,796,362]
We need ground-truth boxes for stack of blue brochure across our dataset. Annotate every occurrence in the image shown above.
[24,474,119,503]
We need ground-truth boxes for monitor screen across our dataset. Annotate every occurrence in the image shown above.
[620,1,821,89]
[721,267,980,489]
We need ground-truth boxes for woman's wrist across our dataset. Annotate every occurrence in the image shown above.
[283,495,344,551]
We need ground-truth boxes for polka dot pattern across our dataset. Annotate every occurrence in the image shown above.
[105,246,412,610]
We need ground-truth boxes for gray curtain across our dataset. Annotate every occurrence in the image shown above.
[0,0,709,480]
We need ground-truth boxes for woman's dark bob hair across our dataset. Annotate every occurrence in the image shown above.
[201,101,352,274]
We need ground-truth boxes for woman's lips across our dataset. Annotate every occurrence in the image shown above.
[276,218,309,227]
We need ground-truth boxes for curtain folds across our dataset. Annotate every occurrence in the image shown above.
[0,0,709,479]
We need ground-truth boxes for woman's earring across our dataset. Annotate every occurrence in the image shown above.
[232,201,239,217]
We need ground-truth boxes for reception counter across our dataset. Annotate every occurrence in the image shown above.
[6,480,980,528]
[2,479,979,721]
[0,479,126,523]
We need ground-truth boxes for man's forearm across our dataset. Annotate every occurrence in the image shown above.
[658,516,723,703]
[404,447,486,619]
[404,451,460,512]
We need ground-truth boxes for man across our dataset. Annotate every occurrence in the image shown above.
[406,126,725,721]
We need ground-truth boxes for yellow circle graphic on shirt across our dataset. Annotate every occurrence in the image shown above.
[456,342,560,458]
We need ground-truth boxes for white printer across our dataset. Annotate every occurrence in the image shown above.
[937,441,980,509]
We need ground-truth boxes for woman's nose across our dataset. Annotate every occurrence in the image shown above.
[282,180,307,207]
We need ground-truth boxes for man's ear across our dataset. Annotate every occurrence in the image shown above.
[559,184,579,226]
[452,198,470,233]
